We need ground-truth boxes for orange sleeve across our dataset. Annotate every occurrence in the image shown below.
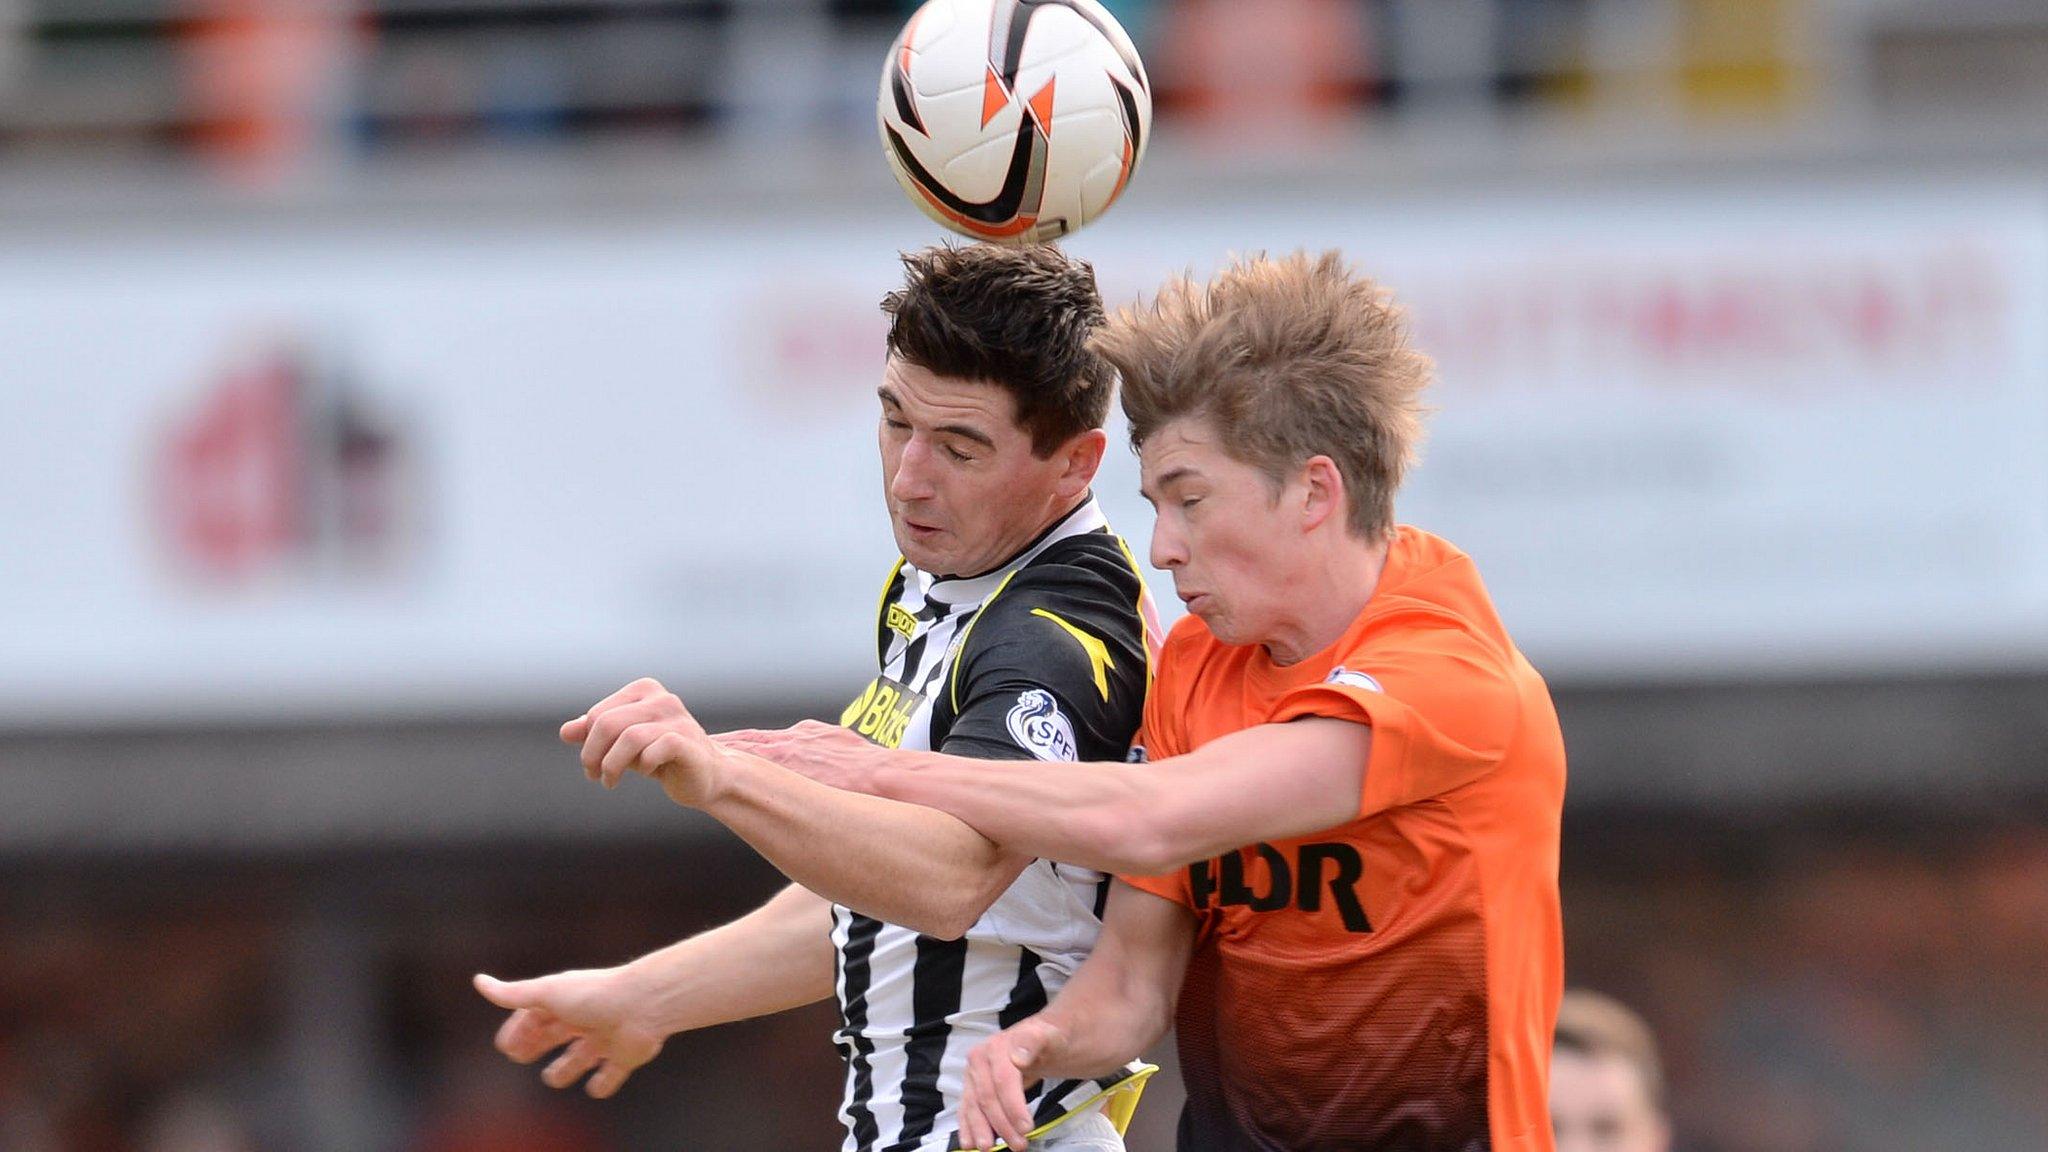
[1118,851,1192,905]
[1117,635,1195,906]
[1270,612,1520,818]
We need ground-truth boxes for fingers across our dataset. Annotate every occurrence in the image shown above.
[578,698,667,781]
[962,1036,1037,1152]
[559,713,591,745]
[578,688,708,787]
[641,732,692,784]
[957,1088,995,1152]
[542,1038,652,1098]
[585,1060,635,1099]
[473,972,537,1010]
[598,721,670,789]
[542,1037,603,1090]
[602,728,696,791]
[562,678,665,747]
[789,719,850,746]
[960,1047,999,1151]
[717,726,815,763]
[478,975,571,1065]
[999,1041,1040,1139]
[990,1046,1036,1151]
[476,969,651,1099]
[714,728,768,752]
[495,1008,574,1065]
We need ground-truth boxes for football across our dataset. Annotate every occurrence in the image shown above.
[878,0,1152,244]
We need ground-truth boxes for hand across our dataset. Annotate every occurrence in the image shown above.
[472,969,667,1099]
[956,1016,1067,1151]
[561,678,724,805]
[718,719,885,796]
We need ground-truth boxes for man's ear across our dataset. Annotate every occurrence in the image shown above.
[1054,428,1110,499]
[1299,455,1346,532]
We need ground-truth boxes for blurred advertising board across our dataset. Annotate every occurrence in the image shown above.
[1,175,2043,724]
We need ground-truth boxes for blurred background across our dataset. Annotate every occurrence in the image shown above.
[1,0,2046,1149]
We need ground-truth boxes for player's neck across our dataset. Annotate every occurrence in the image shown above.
[1262,536,1391,666]
[940,491,1092,582]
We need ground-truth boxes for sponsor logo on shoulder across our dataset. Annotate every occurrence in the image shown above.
[1326,666,1383,693]
[886,603,918,639]
[1006,688,1079,762]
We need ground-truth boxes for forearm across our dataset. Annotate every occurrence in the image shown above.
[619,883,836,1035]
[690,746,1026,939]
[1027,950,1176,1081]
[869,722,1369,874]
[1030,883,1194,1080]
[869,751,1164,875]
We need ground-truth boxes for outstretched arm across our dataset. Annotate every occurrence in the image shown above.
[733,716,1371,877]
[566,680,1031,939]
[474,881,835,1098]
[879,719,1370,874]
[746,616,1524,876]
[955,882,1197,1152]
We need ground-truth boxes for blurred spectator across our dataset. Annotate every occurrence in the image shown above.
[1497,0,1592,105]
[1156,0,1369,137]
[1551,989,1672,1152]
[178,0,359,183]
[1675,0,1812,116]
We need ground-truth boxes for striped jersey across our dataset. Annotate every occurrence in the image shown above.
[830,496,1158,1152]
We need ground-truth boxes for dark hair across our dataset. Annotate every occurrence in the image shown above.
[882,243,1115,456]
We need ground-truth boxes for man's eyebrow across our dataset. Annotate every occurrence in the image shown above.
[934,423,997,449]
[1140,465,1200,505]
[875,387,998,449]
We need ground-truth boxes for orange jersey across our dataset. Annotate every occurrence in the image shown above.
[1123,527,1565,1152]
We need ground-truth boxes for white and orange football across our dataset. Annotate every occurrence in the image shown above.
[878,0,1152,244]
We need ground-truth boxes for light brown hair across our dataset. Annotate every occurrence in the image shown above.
[1095,250,1431,538]
[1554,989,1667,1110]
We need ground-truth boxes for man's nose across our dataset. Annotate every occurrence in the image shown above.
[891,437,937,502]
[1150,518,1186,569]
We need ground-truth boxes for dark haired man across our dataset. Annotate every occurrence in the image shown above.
[475,244,1158,1152]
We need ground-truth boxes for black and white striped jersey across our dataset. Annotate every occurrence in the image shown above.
[830,496,1158,1152]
